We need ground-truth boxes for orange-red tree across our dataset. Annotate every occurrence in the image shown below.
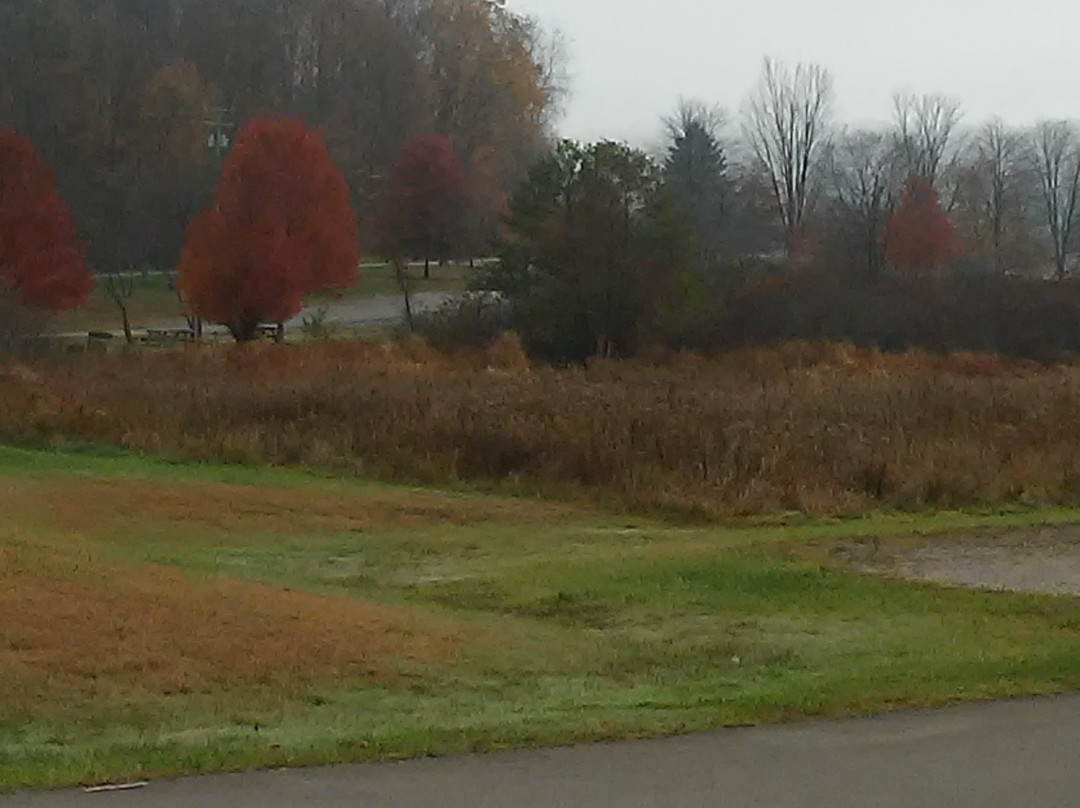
[379,133,465,278]
[0,128,92,315]
[883,175,964,271]
[179,117,359,342]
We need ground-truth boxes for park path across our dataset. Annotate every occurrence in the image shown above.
[282,290,453,328]
[49,291,454,340]
[3,695,1078,807]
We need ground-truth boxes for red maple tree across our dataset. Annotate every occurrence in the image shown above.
[179,117,359,342]
[380,133,464,278]
[0,128,92,313]
[883,175,964,271]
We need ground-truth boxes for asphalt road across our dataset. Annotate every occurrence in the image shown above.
[4,695,1078,807]
[51,291,454,340]
[282,290,453,328]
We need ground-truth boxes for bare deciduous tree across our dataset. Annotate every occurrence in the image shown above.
[892,92,963,185]
[744,57,833,254]
[664,98,726,143]
[970,119,1026,274]
[1030,120,1080,280]
[101,269,135,344]
[829,129,900,277]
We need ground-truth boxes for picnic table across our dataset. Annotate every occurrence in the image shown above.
[145,327,196,343]
[257,324,285,341]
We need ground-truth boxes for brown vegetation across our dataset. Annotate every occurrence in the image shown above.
[0,470,576,540]
[0,533,461,714]
[3,339,1080,516]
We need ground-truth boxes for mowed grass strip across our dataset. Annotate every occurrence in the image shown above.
[0,475,579,538]
[4,446,1080,792]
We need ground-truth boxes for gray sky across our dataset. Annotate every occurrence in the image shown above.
[508,0,1080,146]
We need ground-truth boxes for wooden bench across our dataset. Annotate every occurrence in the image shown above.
[257,324,285,342]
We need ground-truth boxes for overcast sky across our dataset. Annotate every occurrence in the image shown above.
[507,0,1080,147]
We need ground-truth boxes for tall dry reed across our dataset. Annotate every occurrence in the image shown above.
[3,339,1078,516]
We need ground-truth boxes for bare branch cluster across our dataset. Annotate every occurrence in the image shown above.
[743,58,833,250]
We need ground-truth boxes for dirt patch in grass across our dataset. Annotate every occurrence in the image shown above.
[827,525,1080,596]
[0,540,462,714]
[0,475,575,540]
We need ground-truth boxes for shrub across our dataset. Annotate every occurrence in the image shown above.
[718,271,1080,361]
[411,292,512,350]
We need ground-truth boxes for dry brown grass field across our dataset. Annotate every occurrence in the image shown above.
[0,473,467,717]
[0,544,459,710]
[3,338,1078,517]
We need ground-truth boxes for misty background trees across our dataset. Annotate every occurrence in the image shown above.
[0,0,563,271]
[7,0,1080,363]
[465,54,1080,361]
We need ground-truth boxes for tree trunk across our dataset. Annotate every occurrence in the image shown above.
[119,304,132,344]
[229,320,259,343]
[424,256,430,280]
[993,216,1004,276]
[275,322,285,343]
[394,257,414,331]
[104,274,135,343]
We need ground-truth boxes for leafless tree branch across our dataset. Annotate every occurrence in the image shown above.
[1030,120,1080,280]
[743,57,833,253]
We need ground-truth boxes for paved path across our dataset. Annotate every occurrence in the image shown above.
[50,292,454,340]
[4,696,1078,807]
[285,290,453,328]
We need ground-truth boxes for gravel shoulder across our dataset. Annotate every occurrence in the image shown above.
[831,524,1080,595]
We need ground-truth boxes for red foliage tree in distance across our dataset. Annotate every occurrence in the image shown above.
[883,175,964,271]
[0,128,92,315]
[380,133,465,278]
[179,117,359,342]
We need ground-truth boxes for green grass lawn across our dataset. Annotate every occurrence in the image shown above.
[50,262,474,334]
[3,444,1080,791]
[311,260,475,302]
[50,273,184,333]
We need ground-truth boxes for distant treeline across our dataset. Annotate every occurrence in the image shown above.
[426,62,1080,363]
[0,0,562,269]
[717,272,1080,361]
